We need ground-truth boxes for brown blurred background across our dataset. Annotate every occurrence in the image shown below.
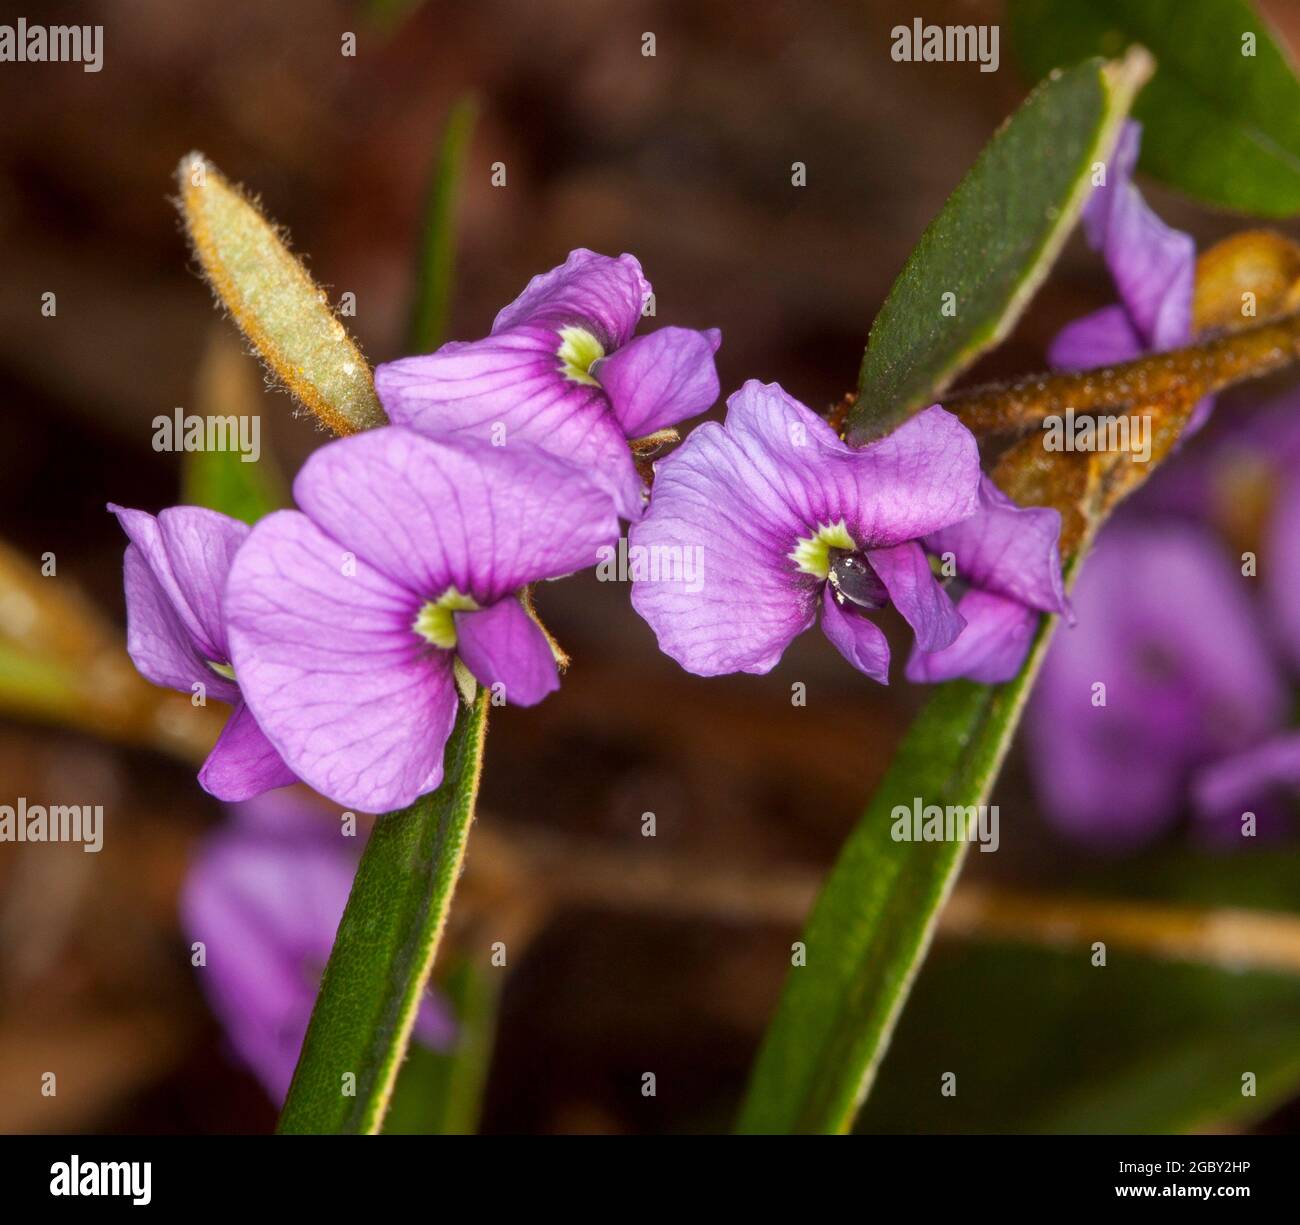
[3,0,1300,1135]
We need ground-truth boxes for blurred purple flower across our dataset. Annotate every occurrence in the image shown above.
[182,792,454,1104]
[375,248,722,521]
[905,476,1070,684]
[1028,521,1292,849]
[1193,733,1300,840]
[109,504,297,802]
[226,426,619,812]
[629,380,981,682]
[1150,391,1300,672]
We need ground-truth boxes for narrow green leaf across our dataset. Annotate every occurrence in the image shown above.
[1010,0,1300,217]
[736,624,1056,1133]
[408,96,477,354]
[383,957,501,1135]
[848,50,1150,443]
[176,153,387,436]
[277,694,489,1135]
[856,940,1300,1134]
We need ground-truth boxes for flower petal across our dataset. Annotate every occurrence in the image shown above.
[924,476,1069,616]
[629,382,979,678]
[412,993,458,1050]
[375,337,646,521]
[1028,521,1286,846]
[1048,303,1144,372]
[454,597,559,707]
[1192,731,1300,828]
[110,503,248,663]
[120,542,236,699]
[905,588,1039,684]
[723,382,981,547]
[866,540,964,651]
[819,584,890,683]
[291,427,621,603]
[1266,474,1300,671]
[1084,121,1194,353]
[629,419,817,676]
[181,793,455,1103]
[594,326,721,438]
[490,249,649,349]
[198,701,299,802]
[225,509,459,812]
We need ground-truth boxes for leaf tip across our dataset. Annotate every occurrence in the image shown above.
[1103,43,1155,103]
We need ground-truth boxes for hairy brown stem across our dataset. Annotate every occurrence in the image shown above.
[945,310,1300,435]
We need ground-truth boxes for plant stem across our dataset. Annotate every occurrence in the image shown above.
[947,309,1300,434]
[277,694,489,1135]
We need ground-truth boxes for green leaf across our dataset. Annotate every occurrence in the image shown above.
[383,957,501,1135]
[277,694,489,1135]
[736,613,1063,1134]
[1010,0,1300,217]
[408,96,477,354]
[848,50,1150,443]
[855,940,1300,1133]
[857,847,1300,1134]
[176,153,387,436]
[181,445,286,526]
[180,330,290,523]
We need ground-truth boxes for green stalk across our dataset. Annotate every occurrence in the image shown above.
[278,695,489,1134]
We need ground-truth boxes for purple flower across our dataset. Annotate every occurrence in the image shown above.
[1028,521,1288,849]
[1165,392,1300,673]
[1049,120,1208,432]
[374,249,721,521]
[225,426,620,812]
[1192,732,1300,840]
[628,380,981,682]
[181,792,454,1103]
[109,504,297,802]
[904,476,1070,684]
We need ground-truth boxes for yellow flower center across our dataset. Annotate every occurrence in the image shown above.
[556,325,605,386]
[412,587,480,649]
[208,660,236,681]
[789,519,856,579]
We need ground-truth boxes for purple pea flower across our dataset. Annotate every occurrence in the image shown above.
[1049,120,1208,432]
[225,426,620,812]
[374,248,722,521]
[182,792,454,1103]
[904,476,1070,684]
[108,504,296,801]
[1193,733,1300,841]
[1148,390,1300,672]
[628,380,981,682]
[1028,521,1290,849]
